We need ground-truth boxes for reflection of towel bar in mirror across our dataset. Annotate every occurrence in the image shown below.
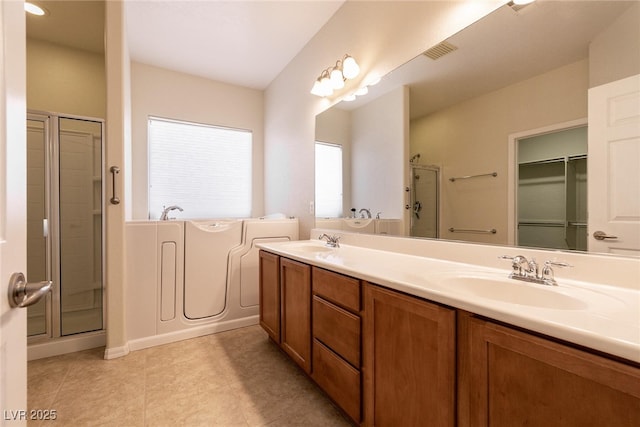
[449,227,496,234]
[518,221,564,227]
[449,172,497,182]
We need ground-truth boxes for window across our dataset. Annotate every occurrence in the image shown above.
[148,117,252,219]
[315,141,343,217]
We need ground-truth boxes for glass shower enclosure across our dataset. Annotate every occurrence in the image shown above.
[410,165,440,239]
[26,112,104,340]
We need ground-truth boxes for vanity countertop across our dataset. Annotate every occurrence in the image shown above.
[257,240,640,364]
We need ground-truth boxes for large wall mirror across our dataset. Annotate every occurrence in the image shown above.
[314,0,639,256]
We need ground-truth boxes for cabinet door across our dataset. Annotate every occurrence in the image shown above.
[281,258,312,373]
[258,250,280,342]
[458,312,640,427]
[363,283,456,427]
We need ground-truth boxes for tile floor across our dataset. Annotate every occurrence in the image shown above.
[27,325,352,426]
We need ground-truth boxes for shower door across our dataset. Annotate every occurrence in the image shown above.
[410,165,439,238]
[27,113,104,340]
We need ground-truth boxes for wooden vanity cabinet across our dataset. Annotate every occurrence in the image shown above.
[280,257,312,373]
[258,250,280,343]
[457,311,640,427]
[260,251,640,427]
[311,267,362,424]
[362,282,456,427]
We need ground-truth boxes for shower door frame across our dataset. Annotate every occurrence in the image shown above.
[26,110,106,344]
[409,164,440,239]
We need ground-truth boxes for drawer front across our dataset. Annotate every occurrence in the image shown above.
[312,339,361,424]
[312,267,360,312]
[313,296,361,367]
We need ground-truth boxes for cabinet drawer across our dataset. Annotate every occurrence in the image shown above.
[312,267,360,312]
[312,339,361,423]
[313,296,360,367]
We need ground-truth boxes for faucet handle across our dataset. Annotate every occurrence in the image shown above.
[541,260,572,286]
[544,260,573,268]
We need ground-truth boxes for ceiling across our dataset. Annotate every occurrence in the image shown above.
[26,1,105,54]
[26,1,635,104]
[335,1,635,119]
[26,0,345,90]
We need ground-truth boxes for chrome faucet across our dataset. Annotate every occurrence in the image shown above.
[318,233,340,248]
[160,205,183,220]
[500,255,572,286]
[359,208,372,219]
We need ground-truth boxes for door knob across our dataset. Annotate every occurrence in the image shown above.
[7,272,52,308]
[593,230,618,241]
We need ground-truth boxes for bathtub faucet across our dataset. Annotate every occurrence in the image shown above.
[359,208,372,219]
[160,205,183,220]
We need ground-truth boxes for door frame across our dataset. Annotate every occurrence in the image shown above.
[507,117,588,246]
[0,0,28,419]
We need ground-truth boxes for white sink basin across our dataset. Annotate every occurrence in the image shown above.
[441,275,587,309]
[434,273,616,310]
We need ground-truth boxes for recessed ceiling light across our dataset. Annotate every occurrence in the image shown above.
[25,2,47,16]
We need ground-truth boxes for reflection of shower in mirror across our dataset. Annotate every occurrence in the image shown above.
[409,153,421,163]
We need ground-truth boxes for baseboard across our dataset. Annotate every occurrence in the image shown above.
[103,342,130,360]
[28,331,106,361]
[127,315,259,352]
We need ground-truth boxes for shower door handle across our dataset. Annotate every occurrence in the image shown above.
[110,166,120,205]
[7,272,52,308]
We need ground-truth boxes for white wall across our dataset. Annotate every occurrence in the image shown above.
[352,86,407,219]
[104,0,129,358]
[130,62,264,220]
[264,1,504,238]
[589,2,640,88]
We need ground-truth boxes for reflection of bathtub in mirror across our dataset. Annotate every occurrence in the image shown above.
[316,218,402,235]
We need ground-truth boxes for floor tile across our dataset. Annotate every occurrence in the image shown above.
[27,326,352,427]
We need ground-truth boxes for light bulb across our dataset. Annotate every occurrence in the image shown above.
[366,73,381,86]
[310,79,324,96]
[342,55,360,79]
[355,86,368,96]
[343,94,357,102]
[320,74,333,97]
[513,0,535,5]
[330,67,345,89]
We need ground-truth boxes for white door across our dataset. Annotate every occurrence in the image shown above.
[1,1,28,424]
[588,74,640,255]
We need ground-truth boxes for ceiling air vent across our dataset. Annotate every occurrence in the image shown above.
[423,41,458,60]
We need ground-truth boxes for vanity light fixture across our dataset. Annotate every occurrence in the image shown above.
[311,54,360,97]
[25,1,47,16]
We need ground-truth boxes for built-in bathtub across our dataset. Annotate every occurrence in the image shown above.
[125,216,298,351]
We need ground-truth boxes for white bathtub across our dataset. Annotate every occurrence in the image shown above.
[125,217,298,351]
